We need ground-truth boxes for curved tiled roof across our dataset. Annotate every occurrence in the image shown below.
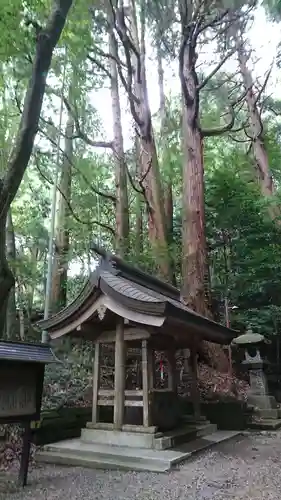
[37,250,238,344]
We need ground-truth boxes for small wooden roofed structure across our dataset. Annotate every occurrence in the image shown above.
[37,251,238,434]
[38,252,237,348]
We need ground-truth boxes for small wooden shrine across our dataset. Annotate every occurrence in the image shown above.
[38,249,237,446]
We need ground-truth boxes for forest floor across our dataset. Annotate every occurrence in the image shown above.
[1,431,280,500]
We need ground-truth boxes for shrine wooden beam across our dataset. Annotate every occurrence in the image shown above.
[113,317,126,429]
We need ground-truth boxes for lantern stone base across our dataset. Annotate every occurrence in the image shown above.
[255,408,279,419]
[248,394,277,410]
[249,418,281,430]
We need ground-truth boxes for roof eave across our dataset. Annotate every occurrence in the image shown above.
[36,275,101,331]
[167,305,237,345]
[0,341,60,364]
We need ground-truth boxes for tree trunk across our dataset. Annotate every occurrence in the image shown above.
[157,45,174,279]
[109,23,129,257]
[115,1,172,281]
[157,44,165,129]
[19,307,25,341]
[135,138,143,260]
[237,43,275,198]
[51,111,74,313]
[181,45,210,315]
[164,183,173,244]
[27,246,39,315]
[0,0,72,335]
[16,277,26,341]
[138,5,171,280]
[180,26,229,372]
[5,210,17,340]
[0,212,14,336]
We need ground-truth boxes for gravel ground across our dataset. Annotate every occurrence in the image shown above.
[2,431,281,500]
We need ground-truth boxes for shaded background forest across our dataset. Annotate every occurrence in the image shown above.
[2,0,281,402]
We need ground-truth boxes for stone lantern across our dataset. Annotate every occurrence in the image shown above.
[232,329,280,424]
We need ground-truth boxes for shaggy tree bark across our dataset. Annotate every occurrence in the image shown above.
[164,184,173,245]
[180,24,232,315]
[0,0,72,334]
[237,43,275,196]
[227,17,280,220]
[135,137,144,260]
[157,45,175,280]
[111,0,172,281]
[109,22,129,257]
[51,110,74,313]
[157,44,166,129]
[178,5,246,370]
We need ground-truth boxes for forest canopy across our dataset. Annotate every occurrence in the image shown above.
[1,0,281,348]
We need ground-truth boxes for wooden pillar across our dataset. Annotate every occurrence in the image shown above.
[18,422,32,487]
[190,346,200,419]
[167,348,177,392]
[151,349,157,387]
[142,340,153,427]
[114,317,126,429]
[92,342,100,424]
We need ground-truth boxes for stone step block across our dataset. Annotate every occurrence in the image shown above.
[154,423,217,450]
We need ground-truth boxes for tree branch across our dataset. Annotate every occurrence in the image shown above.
[122,146,153,217]
[199,9,230,34]
[200,106,235,137]
[229,134,250,144]
[111,5,143,127]
[231,121,248,133]
[202,71,237,92]
[200,86,249,138]
[244,120,263,140]
[197,47,236,92]
[126,164,142,195]
[45,85,113,149]
[254,63,273,106]
[37,127,116,203]
[0,0,73,218]
[62,96,114,149]
[87,54,112,80]
[89,44,127,69]
[34,159,115,236]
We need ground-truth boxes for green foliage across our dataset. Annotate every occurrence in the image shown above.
[43,340,93,409]
[264,0,281,20]
[1,0,281,348]
[205,139,281,336]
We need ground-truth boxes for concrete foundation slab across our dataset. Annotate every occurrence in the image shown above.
[36,430,241,473]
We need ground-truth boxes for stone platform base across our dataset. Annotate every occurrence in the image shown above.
[248,418,281,430]
[81,422,217,450]
[36,429,241,473]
